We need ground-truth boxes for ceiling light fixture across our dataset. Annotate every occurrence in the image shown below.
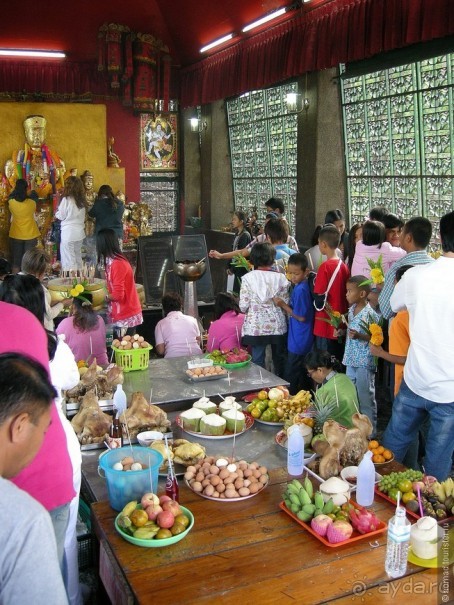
[200,34,234,54]
[0,49,66,59]
[242,7,287,32]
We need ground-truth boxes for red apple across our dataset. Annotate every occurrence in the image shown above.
[141,492,159,508]
[157,510,175,529]
[145,503,163,521]
[159,494,172,506]
[162,500,182,516]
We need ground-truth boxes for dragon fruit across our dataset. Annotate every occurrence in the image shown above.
[311,514,333,537]
[349,507,381,534]
[326,520,353,543]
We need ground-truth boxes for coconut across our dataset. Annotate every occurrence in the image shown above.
[219,399,242,415]
[222,409,245,432]
[199,413,226,436]
[319,477,350,506]
[192,398,217,415]
[410,516,444,559]
[180,408,206,432]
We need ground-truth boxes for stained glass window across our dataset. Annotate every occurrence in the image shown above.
[341,54,454,247]
[227,83,298,232]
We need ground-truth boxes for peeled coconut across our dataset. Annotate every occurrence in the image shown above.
[320,477,350,506]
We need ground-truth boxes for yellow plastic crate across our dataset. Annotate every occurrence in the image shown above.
[112,346,151,372]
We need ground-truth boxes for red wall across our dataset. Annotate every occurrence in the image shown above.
[104,100,141,201]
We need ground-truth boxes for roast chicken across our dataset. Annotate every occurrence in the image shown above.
[119,391,171,439]
[71,390,112,445]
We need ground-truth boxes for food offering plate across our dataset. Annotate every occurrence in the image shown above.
[254,417,285,427]
[186,372,227,382]
[279,500,387,548]
[176,412,254,440]
[185,476,269,502]
[373,455,394,466]
[205,353,251,369]
[374,487,454,522]
[115,505,194,548]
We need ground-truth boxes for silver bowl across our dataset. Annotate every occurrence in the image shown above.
[173,260,206,282]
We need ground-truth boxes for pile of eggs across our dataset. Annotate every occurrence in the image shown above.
[184,456,268,499]
[112,456,148,472]
[112,334,150,350]
[186,366,227,379]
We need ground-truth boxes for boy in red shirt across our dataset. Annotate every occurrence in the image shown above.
[313,224,350,360]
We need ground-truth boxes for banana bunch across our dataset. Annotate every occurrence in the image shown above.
[432,478,454,511]
[283,477,334,523]
[291,390,312,407]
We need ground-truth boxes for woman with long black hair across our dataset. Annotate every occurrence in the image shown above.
[97,228,142,338]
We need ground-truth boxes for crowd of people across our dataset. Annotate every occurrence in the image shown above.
[209,199,454,482]
[0,187,453,602]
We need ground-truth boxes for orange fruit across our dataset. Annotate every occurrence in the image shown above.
[383,449,393,460]
[372,454,385,463]
[376,446,385,455]
[371,448,380,455]
[369,440,379,450]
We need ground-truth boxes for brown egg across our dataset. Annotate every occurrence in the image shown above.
[122,464,132,471]
[201,478,211,487]
[234,478,244,490]
[249,462,258,470]
[217,482,226,493]
[225,489,239,499]
[253,469,262,479]
[259,466,268,475]
[212,491,220,498]
[236,469,244,478]
[184,471,194,481]
[205,456,215,465]
[243,479,251,488]
[203,484,215,497]
[259,475,268,484]
[249,482,261,494]
[209,465,220,475]
[238,487,250,497]
[187,465,197,474]
[195,472,204,482]
[243,469,253,478]
[219,468,230,480]
[210,475,221,486]
[121,457,134,466]
[192,481,203,492]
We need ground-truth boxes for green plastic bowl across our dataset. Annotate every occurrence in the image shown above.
[205,353,251,369]
[115,505,194,548]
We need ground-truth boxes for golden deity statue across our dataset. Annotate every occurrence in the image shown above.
[81,169,97,237]
[7,115,66,199]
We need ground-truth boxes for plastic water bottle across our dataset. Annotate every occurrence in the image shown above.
[287,425,304,476]
[385,505,411,578]
[356,450,375,507]
[113,384,127,419]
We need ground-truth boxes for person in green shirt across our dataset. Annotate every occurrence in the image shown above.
[305,350,360,429]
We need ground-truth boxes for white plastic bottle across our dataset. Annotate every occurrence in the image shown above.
[356,450,375,507]
[113,383,127,419]
[385,505,411,578]
[287,425,304,476]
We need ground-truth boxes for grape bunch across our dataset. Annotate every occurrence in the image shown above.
[378,469,423,494]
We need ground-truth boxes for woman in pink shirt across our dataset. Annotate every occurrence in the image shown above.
[351,219,406,277]
[57,292,108,366]
[154,293,202,358]
[207,292,245,352]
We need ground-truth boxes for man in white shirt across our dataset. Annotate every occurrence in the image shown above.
[0,354,69,605]
[383,210,454,480]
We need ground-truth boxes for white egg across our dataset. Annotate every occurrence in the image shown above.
[113,462,123,471]
[227,463,237,472]
[130,462,143,471]
[216,458,229,468]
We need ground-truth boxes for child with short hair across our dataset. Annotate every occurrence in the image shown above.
[273,253,314,394]
[239,242,289,377]
[341,275,380,435]
[313,224,350,360]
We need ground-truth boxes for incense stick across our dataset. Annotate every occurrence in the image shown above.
[148,454,154,493]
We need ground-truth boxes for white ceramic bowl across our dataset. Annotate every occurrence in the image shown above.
[340,466,382,488]
[137,431,164,447]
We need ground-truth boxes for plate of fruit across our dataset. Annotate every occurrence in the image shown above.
[376,472,454,521]
[245,387,311,425]
[115,495,194,547]
[368,439,394,465]
[184,456,269,501]
[280,475,387,548]
[206,348,251,369]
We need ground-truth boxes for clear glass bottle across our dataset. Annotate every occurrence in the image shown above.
[385,505,411,578]
[287,424,304,476]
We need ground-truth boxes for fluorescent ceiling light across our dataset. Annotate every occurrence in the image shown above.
[200,34,233,53]
[242,7,287,33]
[0,49,66,58]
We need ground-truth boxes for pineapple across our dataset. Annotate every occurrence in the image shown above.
[311,390,338,435]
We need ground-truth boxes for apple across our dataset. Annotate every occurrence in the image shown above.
[412,481,425,492]
[159,494,172,506]
[162,500,182,516]
[145,503,163,521]
[157,510,175,529]
[141,492,159,508]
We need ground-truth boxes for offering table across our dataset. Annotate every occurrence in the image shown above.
[91,466,440,605]
[122,356,289,411]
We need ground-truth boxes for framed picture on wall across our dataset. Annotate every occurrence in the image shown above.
[140,113,178,171]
